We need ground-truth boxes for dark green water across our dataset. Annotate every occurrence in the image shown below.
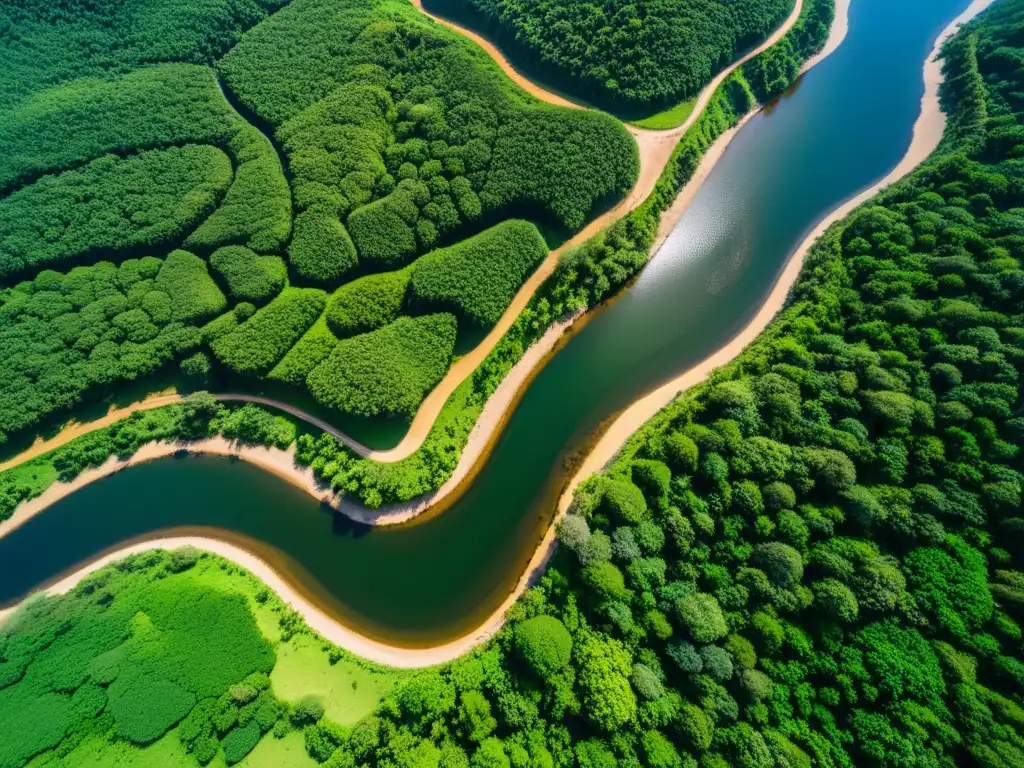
[0,0,974,645]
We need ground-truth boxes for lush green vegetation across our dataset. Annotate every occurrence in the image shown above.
[0,0,285,115]
[210,247,288,305]
[325,271,412,339]
[211,288,327,376]
[0,147,231,280]
[219,0,638,238]
[0,549,407,768]
[409,220,548,327]
[289,0,834,508]
[425,0,793,113]
[31,7,1010,768]
[307,314,459,418]
[0,0,637,439]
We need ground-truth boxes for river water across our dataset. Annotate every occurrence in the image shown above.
[0,0,972,645]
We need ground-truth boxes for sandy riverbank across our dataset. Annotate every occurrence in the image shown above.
[0,535,482,668]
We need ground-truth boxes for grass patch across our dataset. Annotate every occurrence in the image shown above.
[630,97,697,130]
[235,730,316,768]
[270,635,408,727]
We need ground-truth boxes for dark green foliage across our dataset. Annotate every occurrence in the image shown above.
[155,250,228,323]
[0,64,236,190]
[210,246,287,304]
[211,287,327,375]
[186,127,293,254]
[425,0,793,111]
[0,1,282,115]
[513,616,572,677]
[288,210,359,284]
[0,259,212,443]
[307,314,457,418]
[325,270,411,338]
[219,0,637,238]
[223,721,262,763]
[409,220,547,327]
[0,147,231,279]
[347,187,421,268]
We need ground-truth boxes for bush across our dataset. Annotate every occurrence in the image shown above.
[210,246,287,304]
[325,269,411,338]
[306,314,457,418]
[664,432,699,474]
[211,287,327,375]
[223,721,262,764]
[155,249,228,323]
[674,593,728,643]
[187,126,292,253]
[513,615,573,677]
[601,478,648,524]
[408,220,547,327]
[288,210,359,284]
[752,542,804,589]
[346,188,420,268]
[266,317,339,385]
[291,696,325,726]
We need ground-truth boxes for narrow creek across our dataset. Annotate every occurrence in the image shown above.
[0,0,972,646]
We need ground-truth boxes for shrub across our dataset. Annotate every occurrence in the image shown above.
[223,721,261,764]
[266,317,339,385]
[187,126,292,253]
[408,220,547,327]
[155,249,228,323]
[601,478,648,524]
[288,210,359,284]
[346,188,420,268]
[752,542,804,589]
[210,246,287,304]
[306,313,457,417]
[211,287,327,375]
[325,269,410,338]
[291,696,325,726]
[664,432,700,474]
[582,561,630,602]
[513,616,572,677]
[674,593,728,643]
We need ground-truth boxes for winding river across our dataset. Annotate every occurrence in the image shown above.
[0,0,974,647]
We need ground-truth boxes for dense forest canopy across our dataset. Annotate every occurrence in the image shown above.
[5,3,1024,765]
[423,0,794,111]
[0,0,637,443]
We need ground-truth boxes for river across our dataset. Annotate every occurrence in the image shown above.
[0,0,972,646]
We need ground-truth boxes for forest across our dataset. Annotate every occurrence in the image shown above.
[3,0,1024,765]
[4,5,1024,764]
[0,0,637,441]
[423,0,794,112]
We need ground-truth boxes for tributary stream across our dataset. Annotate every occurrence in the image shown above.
[0,0,973,646]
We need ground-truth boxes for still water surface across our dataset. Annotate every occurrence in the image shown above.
[0,0,973,645]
